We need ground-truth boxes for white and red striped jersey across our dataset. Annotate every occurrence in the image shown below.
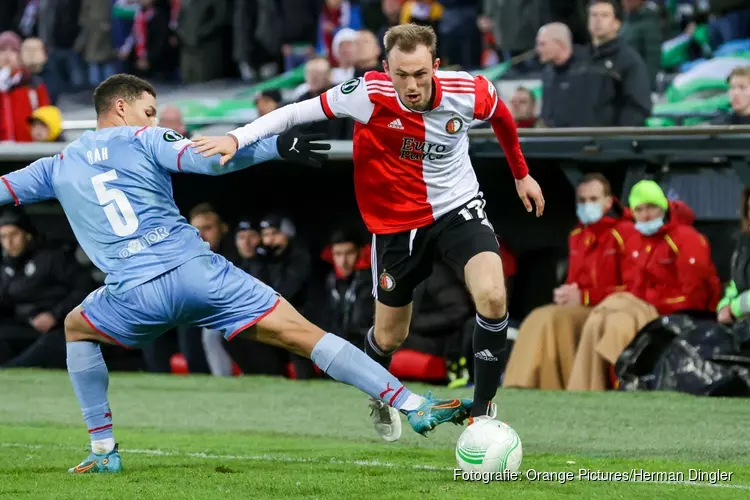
[320,70,529,235]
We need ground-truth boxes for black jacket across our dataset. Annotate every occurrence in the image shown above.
[278,0,323,46]
[409,261,472,339]
[711,113,750,126]
[0,242,94,325]
[252,240,311,308]
[542,39,652,127]
[585,37,652,127]
[540,45,592,128]
[313,270,373,344]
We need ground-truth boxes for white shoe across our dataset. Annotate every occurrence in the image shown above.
[368,397,402,442]
[468,402,498,425]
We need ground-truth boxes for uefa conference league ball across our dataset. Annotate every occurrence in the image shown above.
[456,419,523,473]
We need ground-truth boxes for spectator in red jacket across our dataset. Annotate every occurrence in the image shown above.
[567,180,721,391]
[0,31,51,142]
[504,173,635,390]
[621,182,721,315]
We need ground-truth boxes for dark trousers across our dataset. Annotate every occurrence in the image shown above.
[140,326,211,374]
[0,324,66,369]
[224,337,289,376]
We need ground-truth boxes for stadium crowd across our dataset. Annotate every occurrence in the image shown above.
[0,0,749,393]
[1,0,749,140]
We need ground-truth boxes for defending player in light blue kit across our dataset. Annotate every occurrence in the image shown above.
[0,75,472,473]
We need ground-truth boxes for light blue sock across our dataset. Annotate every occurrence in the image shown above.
[66,341,114,443]
[311,333,420,410]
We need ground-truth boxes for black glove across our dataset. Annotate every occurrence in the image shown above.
[276,132,332,168]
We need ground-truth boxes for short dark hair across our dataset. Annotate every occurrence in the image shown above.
[577,173,612,195]
[383,23,437,60]
[330,227,364,248]
[93,74,156,116]
[189,202,220,221]
[589,0,622,21]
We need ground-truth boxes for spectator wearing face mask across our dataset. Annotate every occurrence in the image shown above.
[0,31,51,142]
[504,173,636,390]
[567,180,721,391]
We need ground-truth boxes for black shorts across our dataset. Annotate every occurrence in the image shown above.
[371,195,500,307]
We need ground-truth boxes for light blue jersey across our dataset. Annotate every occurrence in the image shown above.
[0,125,281,344]
[0,126,279,293]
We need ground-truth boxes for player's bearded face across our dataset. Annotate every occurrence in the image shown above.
[384,45,439,112]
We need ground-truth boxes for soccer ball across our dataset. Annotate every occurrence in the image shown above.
[455,419,523,473]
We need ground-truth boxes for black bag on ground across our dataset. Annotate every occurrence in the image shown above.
[615,315,750,396]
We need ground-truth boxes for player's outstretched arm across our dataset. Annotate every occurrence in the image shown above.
[0,157,57,206]
[144,127,330,174]
[191,97,329,165]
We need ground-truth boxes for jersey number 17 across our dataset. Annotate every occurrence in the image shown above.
[91,170,140,237]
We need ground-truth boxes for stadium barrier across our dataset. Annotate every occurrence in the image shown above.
[0,126,748,317]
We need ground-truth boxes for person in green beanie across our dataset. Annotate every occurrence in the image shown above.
[566,180,721,391]
[625,179,721,314]
[628,179,669,236]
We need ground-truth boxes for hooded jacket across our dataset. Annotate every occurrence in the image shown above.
[622,201,721,315]
[567,203,636,307]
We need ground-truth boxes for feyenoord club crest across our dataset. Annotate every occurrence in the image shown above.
[445,117,463,134]
[379,271,396,291]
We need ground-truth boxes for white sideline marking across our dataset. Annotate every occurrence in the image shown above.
[2,442,749,490]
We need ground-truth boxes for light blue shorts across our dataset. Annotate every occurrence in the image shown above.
[80,254,279,348]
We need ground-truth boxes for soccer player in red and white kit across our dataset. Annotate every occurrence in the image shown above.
[193,24,545,442]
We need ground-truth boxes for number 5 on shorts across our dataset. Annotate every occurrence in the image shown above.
[91,170,140,236]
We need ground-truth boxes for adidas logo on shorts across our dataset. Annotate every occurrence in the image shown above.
[475,349,498,362]
[388,119,404,130]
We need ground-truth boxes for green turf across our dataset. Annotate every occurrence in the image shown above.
[1,370,749,499]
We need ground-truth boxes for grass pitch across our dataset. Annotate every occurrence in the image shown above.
[1,370,749,499]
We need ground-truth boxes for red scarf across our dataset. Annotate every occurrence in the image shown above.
[134,7,155,60]
[321,5,342,65]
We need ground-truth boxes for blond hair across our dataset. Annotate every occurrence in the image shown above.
[728,66,750,83]
[383,23,437,60]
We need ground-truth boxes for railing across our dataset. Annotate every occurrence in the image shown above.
[3,126,750,164]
